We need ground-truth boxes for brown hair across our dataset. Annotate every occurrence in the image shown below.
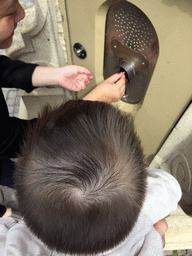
[15,100,147,254]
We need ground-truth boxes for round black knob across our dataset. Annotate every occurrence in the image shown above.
[73,43,87,59]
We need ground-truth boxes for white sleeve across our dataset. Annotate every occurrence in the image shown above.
[142,168,182,224]
[0,217,52,256]
[138,227,164,256]
[0,218,17,255]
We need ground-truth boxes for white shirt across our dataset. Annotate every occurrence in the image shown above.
[0,168,182,256]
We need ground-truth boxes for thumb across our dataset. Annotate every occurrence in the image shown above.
[107,72,124,83]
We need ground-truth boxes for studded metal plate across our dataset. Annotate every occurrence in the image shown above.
[104,1,159,104]
[114,6,155,52]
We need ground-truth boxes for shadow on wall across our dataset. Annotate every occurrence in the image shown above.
[162,0,192,17]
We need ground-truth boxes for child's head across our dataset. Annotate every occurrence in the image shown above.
[0,0,25,49]
[15,100,147,255]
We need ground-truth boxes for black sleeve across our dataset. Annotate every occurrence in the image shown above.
[0,55,38,158]
[0,114,37,158]
[0,55,38,93]
[0,86,37,158]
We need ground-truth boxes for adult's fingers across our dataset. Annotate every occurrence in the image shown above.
[116,76,126,96]
[75,79,86,91]
[116,75,126,87]
[79,74,92,85]
[74,65,92,75]
[107,72,124,83]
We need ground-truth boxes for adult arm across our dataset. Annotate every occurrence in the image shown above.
[32,65,92,91]
[0,55,37,92]
[83,73,125,102]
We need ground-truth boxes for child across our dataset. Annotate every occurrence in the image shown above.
[3,100,181,256]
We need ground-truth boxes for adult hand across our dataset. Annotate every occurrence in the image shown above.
[32,65,93,91]
[83,72,126,102]
[57,65,93,91]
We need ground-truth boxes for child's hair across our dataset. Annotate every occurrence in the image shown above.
[15,100,147,255]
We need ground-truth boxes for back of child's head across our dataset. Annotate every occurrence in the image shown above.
[15,100,147,255]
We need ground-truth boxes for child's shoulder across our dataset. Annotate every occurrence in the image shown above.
[146,168,182,194]
[147,167,180,183]
[141,168,182,224]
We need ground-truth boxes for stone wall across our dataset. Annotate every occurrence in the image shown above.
[1,0,72,119]
[1,0,67,67]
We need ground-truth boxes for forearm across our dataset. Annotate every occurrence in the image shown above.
[32,65,92,91]
[83,89,101,101]
[83,72,125,102]
[32,66,60,87]
[83,90,112,102]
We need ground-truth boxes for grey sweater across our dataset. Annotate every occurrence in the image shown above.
[0,169,182,256]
